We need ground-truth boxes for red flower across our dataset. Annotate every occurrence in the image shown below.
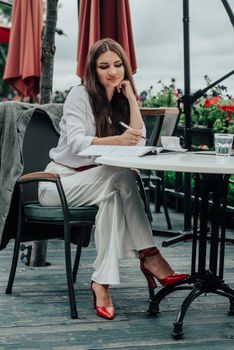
[203,96,220,107]
[225,114,232,123]
[216,105,234,123]
[218,105,234,113]
[174,91,180,98]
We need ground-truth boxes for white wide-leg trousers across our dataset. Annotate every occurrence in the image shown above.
[39,161,156,284]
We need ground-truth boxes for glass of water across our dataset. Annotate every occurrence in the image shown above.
[214,133,233,156]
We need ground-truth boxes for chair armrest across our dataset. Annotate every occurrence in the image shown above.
[17,171,69,216]
[18,171,60,184]
[18,171,69,219]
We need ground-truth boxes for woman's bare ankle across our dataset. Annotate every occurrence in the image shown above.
[92,282,113,307]
[143,253,174,280]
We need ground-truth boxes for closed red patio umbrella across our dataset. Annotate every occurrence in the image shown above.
[3,0,43,98]
[76,0,137,79]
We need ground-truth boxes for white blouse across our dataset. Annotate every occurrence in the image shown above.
[50,85,146,168]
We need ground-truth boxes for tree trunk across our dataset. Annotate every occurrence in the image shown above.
[30,0,58,267]
[40,0,58,104]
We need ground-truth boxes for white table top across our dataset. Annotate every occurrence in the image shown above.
[96,152,234,174]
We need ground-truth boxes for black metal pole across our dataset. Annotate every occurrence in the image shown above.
[221,0,234,28]
[0,1,12,6]
[161,0,193,246]
[190,69,234,104]
[162,1,234,247]
[182,0,192,231]
[77,0,80,17]
[183,0,191,151]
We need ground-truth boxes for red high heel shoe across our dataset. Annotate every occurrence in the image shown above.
[90,281,115,320]
[139,247,190,289]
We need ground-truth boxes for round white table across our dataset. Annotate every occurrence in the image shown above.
[96,152,234,174]
[96,152,234,339]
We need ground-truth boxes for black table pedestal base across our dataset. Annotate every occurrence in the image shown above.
[146,173,234,339]
[171,273,234,339]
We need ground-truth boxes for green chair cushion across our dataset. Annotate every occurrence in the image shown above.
[24,203,98,222]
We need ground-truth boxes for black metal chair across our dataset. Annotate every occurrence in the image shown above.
[5,109,98,319]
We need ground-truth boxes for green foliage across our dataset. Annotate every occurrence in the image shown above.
[140,76,234,134]
[0,3,11,21]
[191,75,234,134]
[192,104,234,133]
[164,172,234,207]
[228,175,234,207]
[164,171,176,189]
[139,79,179,108]
[142,76,234,209]
[0,44,13,99]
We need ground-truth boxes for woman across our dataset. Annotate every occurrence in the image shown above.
[39,38,189,320]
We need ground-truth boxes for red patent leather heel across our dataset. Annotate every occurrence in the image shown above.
[90,281,115,320]
[139,247,190,288]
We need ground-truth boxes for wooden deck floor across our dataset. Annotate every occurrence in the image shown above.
[0,209,233,349]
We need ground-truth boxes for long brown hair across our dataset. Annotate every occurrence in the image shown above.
[84,38,137,137]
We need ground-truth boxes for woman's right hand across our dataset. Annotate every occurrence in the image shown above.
[118,127,142,146]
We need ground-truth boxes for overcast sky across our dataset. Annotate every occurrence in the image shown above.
[53,0,234,96]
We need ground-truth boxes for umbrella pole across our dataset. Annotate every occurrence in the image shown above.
[182,0,192,233]
[162,0,192,247]
[163,0,234,247]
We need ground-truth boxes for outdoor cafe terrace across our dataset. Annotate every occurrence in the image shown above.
[0,207,233,350]
[0,1,234,348]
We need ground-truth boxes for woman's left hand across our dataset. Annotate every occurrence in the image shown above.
[117,80,135,101]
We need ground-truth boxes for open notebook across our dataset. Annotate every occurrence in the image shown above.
[79,145,157,157]
[78,137,186,157]
[79,145,186,157]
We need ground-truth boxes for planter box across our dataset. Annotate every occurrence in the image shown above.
[175,125,214,149]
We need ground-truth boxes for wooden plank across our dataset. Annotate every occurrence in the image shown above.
[0,208,233,349]
[140,107,179,116]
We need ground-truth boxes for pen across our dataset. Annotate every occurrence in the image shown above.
[119,121,147,140]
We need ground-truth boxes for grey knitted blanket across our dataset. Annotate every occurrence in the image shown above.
[0,101,63,249]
